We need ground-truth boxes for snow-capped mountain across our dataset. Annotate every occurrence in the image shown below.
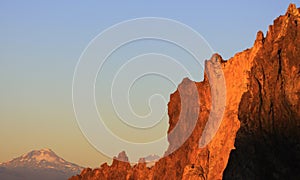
[0,148,83,180]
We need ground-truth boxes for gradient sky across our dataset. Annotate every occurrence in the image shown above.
[0,1,299,168]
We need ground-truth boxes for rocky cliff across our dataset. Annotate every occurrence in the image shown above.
[223,4,300,179]
[70,4,300,180]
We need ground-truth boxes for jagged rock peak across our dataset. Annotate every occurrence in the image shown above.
[286,3,299,17]
[209,53,223,64]
[254,30,265,46]
[138,158,146,164]
[113,151,129,162]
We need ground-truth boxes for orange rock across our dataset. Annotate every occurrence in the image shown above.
[69,4,300,180]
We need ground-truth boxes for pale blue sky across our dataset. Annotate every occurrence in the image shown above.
[0,1,299,167]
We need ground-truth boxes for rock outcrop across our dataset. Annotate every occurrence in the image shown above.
[69,4,300,180]
[223,4,300,179]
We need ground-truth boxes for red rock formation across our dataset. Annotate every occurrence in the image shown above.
[223,4,300,179]
[69,4,300,180]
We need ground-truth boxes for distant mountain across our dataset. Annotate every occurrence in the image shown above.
[0,148,83,180]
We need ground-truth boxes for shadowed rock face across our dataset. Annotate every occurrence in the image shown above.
[69,4,300,180]
[223,4,300,180]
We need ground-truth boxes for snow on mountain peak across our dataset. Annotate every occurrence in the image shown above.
[0,148,83,180]
[0,148,83,174]
[18,148,60,163]
[31,150,57,162]
[40,148,52,152]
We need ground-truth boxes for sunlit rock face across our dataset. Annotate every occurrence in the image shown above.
[69,4,300,180]
[224,4,300,180]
